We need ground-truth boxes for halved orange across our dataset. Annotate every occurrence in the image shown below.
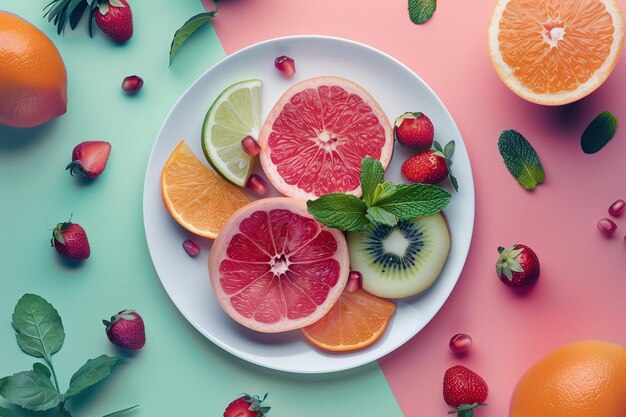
[488,0,625,105]
[161,141,250,238]
[301,289,396,352]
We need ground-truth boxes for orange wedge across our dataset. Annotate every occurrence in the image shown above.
[161,141,250,238]
[488,0,625,105]
[301,289,396,352]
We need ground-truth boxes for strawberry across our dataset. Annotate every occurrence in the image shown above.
[52,221,90,260]
[66,141,111,180]
[401,140,458,190]
[94,0,133,43]
[496,244,540,287]
[443,365,488,417]
[394,112,434,151]
[103,310,145,350]
[224,393,270,417]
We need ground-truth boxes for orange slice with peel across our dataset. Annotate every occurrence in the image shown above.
[301,289,396,352]
[488,0,625,105]
[161,141,250,238]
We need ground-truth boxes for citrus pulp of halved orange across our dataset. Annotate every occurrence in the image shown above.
[488,0,625,105]
[161,141,250,239]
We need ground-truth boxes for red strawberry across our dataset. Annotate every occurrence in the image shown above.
[103,310,145,350]
[52,221,90,260]
[224,393,270,417]
[496,244,540,287]
[66,141,111,180]
[401,140,458,190]
[94,0,133,43]
[443,365,488,417]
[394,112,434,151]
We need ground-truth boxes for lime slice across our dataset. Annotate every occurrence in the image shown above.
[201,79,262,186]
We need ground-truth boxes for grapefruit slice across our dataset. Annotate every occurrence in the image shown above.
[161,141,250,238]
[301,289,396,352]
[208,197,350,333]
[488,0,625,105]
[258,76,393,200]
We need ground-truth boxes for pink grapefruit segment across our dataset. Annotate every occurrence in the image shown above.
[208,197,350,333]
[259,76,393,200]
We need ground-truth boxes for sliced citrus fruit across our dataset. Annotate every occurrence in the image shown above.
[258,76,394,200]
[201,79,263,186]
[208,197,350,333]
[301,289,396,352]
[161,141,250,239]
[488,0,625,105]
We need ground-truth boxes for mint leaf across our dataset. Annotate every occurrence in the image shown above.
[65,355,121,399]
[374,183,451,219]
[307,194,369,231]
[0,406,21,417]
[102,405,139,417]
[361,157,384,207]
[408,0,436,24]
[367,206,398,227]
[0,371,62,411]
[32,363,52,379]
[12,294,65,361]
[498,130,545,190]
[581,111,618,154]
[169,2,218,66]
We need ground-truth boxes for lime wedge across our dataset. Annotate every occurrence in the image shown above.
[201,79,262,187]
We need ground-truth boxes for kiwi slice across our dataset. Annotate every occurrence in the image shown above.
[347,213,451,298]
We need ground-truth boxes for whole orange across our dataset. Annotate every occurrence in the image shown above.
[510,341,626,417]
[0,12,67,128]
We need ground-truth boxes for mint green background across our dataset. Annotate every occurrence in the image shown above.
[0,2,403,416]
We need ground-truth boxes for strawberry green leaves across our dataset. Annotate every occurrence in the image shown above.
[307,157,451,232]
[408,0,437,24]
[498,130,545,191]
[169,0,219,66]
[581,111,618,154]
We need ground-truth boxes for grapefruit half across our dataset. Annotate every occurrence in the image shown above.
[209,197,350,333]
[258,76,393,200]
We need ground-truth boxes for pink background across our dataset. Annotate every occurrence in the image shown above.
[208,1,626,415]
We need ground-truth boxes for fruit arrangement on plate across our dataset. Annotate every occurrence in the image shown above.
[160,57,459,353]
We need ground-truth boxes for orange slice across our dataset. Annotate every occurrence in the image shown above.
[488,0,625,105]
[161,141,250,238]
[301,289,396,352]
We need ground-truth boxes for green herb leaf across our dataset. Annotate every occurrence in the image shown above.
[581,111,618,154]
[65,355,121,399]
[367,206,398,227]
[108,0,124,7]
[307,194,369,231]
[0,371,62,411]
[360,157,385,207]
[32,363,52,379]
[102,405,139,417]
[498,130,545,190]
[12,294,65,361]
[0,406,21,417]
[408,0,437,24]
[374,183,451,219]
[169,8,217,66]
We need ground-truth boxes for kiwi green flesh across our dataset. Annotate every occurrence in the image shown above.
[347,213,451,298]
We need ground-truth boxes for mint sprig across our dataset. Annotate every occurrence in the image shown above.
[408,0,437,24]
[581,111,618,154]
[498,130,545,191]
[307,157,451,232]
[169,0,219,66]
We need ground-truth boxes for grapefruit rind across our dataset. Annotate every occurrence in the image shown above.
[208,197,350,333]
[201,79,263,186]
[488,0,625,106]
[258,76,394,200]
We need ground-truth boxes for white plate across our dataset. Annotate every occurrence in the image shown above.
[143,36,475,373]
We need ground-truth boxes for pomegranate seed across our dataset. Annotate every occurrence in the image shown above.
[449,333,472,355]
[241,136,261,156]
[122,75,143,94]
[346,271,363,292]
[275,55,296,77]
[246,174,268,196]
[609,199,626,217]
[182,239,200,257]
[597,218,617,236]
